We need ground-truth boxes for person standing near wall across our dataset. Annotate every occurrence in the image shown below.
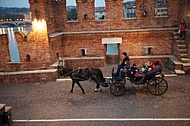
[58,57,65,68]
[179,20,187,40]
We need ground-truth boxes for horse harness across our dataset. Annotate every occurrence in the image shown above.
[59,67,91,80]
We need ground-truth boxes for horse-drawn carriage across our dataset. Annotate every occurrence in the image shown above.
[109,62,168,96]
[57,61,168,96]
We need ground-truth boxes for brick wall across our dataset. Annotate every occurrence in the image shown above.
[52,30,173,61]
[15,27,52,71]
[45,0,180,33]
[182,0,190,59]
[27,0,182,34]
[0,35,10,72]
[182,0,190,28]
[0,71,57,84]
[65,58,105,68]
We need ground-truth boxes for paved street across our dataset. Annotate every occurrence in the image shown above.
[0,67,190,126]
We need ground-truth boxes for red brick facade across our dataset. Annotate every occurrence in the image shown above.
[0,0,189,73]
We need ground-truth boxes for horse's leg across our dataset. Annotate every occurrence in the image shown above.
[94,80,102,92]
[70,80,75,93]
[76,81,85,94]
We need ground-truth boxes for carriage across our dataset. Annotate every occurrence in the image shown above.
[109,62,168,96]
[57,61,168,96]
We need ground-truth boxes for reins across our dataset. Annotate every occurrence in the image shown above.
[59,68,88,78]
[60,68,78,77]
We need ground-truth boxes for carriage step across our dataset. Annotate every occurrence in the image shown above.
[174,70,185,74]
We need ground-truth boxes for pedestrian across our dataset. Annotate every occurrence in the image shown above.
[179,20,187,40]
[58,57,64,68]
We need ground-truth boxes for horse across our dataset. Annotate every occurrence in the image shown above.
[57,66,108,94]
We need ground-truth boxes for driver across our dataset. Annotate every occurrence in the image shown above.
[116,52,130,74]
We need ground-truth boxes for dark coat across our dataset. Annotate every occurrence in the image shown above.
[121,56,129,67]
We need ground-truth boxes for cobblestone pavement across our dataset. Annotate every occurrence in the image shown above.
[0,65,190,126]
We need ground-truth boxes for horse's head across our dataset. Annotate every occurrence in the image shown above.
[57,67,74,77]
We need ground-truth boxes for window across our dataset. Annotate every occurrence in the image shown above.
[123,0,136,18]
[94,0,106,20]
[26,55,31,62]
[155,0,168,17]
[106,44,118,55]
[66,0,77,21]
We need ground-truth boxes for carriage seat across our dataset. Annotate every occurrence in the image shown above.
[112,73,125,81]
[145,65,162,77]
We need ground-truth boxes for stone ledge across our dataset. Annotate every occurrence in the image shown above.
[0,69,57,76]
[64,56,104,60]
[129,55,174,59]
[51,56,104,67]
[49,27,177,36]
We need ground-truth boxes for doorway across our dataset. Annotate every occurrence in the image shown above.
[102,37,122,64]
[106,44,119,64]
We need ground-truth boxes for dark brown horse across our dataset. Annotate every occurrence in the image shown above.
[57,66,108,94]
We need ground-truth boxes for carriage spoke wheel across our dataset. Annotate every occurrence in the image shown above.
[110,83,125,96]
[147,77,168,96]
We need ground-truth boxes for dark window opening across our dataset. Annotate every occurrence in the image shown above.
[26,54,31,62]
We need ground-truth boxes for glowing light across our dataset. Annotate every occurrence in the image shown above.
[32,18,47,31]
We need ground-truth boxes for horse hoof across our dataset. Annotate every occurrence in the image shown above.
[95,88,98,92]
[95,88,102,92]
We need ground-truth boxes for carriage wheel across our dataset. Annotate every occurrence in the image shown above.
[147,77,168,96]
[110,83,125,96]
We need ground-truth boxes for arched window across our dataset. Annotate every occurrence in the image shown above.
[94,0,106,20]
[155,0,168,17]
[66,0,77,21]
[123,0,136,18]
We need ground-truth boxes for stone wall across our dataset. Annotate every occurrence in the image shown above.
[0,70,57,84]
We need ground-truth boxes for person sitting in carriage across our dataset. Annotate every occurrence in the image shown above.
[141,60,153,74]
[118,60,130,78]
[131,61,162,83]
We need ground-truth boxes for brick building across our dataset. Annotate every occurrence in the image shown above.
[0,0,190,74]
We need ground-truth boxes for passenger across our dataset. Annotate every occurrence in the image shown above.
[119,60,130,78]
[152,61,162,70]
[131,63,145,83]
[144,60,156,72]
[141,64,148,74]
